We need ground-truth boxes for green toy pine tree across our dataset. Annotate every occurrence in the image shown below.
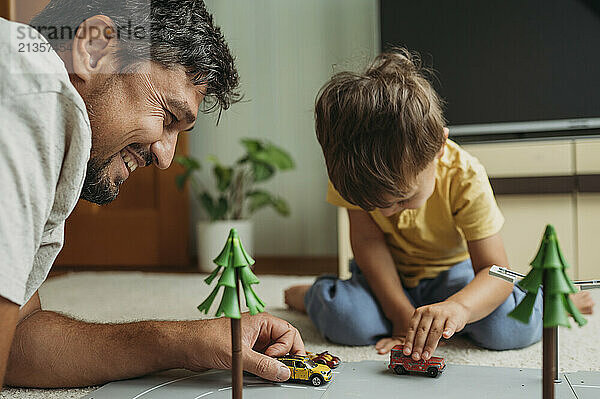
[197,228,265,399]
[509,224,586,328]
[509,225,586,399]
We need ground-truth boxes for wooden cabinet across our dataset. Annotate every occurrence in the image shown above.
[574,139,600,280]
[494,194,577,278]
[0,0,48,23]
[464,138,600,280]
[576,194,600,280]
[461,141,574,178]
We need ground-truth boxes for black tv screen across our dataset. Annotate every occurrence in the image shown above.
[380,0,600,137]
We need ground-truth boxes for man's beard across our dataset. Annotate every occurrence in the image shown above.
[80,144,154,205]
[80,153,122,205]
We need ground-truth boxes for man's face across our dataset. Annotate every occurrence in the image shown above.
[376,158,438,217]
[79,62,203,204]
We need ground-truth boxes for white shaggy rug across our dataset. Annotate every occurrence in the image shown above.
[2,271,599,399]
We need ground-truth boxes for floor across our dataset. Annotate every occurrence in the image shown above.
[1,272,599,398]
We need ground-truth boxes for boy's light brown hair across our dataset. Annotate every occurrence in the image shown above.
[315,49,446,210]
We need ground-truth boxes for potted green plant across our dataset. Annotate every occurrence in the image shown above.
[175,138,294,272]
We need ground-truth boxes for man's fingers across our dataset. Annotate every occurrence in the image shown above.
[263,328,294,357]
[244,350,291,382]
[289,325,306,356]
[422,318,445,360]
[263,322,305,357]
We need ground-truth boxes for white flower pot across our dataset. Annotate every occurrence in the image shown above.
[196,220,254,273]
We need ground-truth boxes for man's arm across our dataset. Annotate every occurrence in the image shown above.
[0,296,19,391]
[401,233,514,360]
[347,209,415,352]
[6,303,304,388]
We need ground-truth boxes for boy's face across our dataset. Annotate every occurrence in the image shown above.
[376,128,448,217]
[376,160,438,217]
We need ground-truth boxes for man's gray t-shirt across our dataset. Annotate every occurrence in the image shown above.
[0,18,92,306]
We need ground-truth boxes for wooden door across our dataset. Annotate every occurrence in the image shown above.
[2,0,191,268]
[56,140,190,267]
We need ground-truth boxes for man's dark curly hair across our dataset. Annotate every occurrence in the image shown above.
[30,0,240,113]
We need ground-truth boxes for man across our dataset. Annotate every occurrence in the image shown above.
[0,0,304,390]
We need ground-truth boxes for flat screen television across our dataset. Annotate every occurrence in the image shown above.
[380,0,600,141]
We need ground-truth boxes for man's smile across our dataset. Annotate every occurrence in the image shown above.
[120,148,139,174]
[119,145,153,178]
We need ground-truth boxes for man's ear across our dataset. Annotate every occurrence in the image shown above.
[72,15,118,82]
[437,127,449,158]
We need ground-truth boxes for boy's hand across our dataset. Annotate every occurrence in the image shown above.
[402,300,469,361]
[376,336,405,354]
[375,314,412,354]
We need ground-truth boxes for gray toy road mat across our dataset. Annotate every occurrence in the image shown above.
[81,361,600,399]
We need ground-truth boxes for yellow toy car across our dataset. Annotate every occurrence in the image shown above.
[277,355,333,386]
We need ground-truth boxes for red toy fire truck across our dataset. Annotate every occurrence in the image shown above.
[388,345,446,378]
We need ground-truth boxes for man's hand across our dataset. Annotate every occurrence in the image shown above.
[182,313,305,382]
[7,310,305,388]
[401,300,469,361]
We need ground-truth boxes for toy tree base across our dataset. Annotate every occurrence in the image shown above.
[81,362,598,399]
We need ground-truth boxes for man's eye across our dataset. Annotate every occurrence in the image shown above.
[165,110,178,126]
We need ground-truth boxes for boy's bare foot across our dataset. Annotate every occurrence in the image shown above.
[284,285,311,313]
[570,291,594,315]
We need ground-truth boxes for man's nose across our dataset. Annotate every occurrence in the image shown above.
[150,133,178,170]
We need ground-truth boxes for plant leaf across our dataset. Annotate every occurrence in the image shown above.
[214,196,228,220]
[200,193,218,221]
[175,171,190,190]
[247,190,272,213]
[271,197,291,216]
[251,161,275,182]
[175,155,201,171]
[213,164,233,192]
[263,144,295,170]
[247,191,291,216]
[240,139,262,155]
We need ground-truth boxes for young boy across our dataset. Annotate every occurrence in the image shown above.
[285,49,593,360]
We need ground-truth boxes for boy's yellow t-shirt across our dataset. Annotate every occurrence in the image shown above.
[327,140,504,288]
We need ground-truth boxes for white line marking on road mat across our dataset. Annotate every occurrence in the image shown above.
[131,374,205,399]
[281,384,307,389]
[193,392,214,399]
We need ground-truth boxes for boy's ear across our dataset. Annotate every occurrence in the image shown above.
[437,127,449,158]
[72,15,118,82]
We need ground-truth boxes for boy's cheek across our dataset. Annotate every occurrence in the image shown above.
[378,205,402,217]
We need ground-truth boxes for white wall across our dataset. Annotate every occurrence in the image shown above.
[189,0,379,256]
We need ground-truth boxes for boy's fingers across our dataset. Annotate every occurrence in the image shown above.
[422,318,445,360]
[403,313,422,355]
[375,337,388,350]
[411,316,433,361]
[379,341,394,354]
[376,337,403,354]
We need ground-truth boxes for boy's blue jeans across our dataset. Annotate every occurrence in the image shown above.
[304,259,543,350]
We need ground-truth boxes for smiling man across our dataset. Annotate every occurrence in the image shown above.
[0,0,304,390]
